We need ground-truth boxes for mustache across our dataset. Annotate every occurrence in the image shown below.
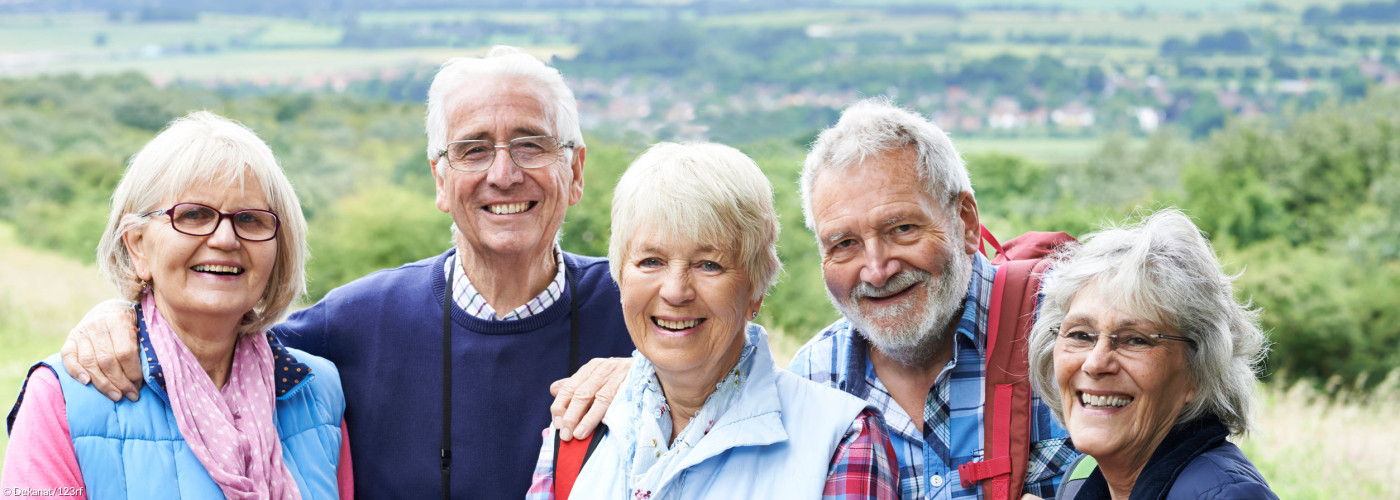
[849,268,933,301]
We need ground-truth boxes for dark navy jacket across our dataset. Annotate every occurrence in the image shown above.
[1056,414,1277,500]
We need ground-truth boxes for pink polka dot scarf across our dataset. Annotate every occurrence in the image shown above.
[142,293,301,500]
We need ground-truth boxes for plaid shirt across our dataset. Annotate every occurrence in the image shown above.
[445,244,566,320]
[524,409,899,500]
[789,253,1077,500]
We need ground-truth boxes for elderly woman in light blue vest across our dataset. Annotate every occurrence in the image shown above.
[2,111,350,499]
[525,142,899,500]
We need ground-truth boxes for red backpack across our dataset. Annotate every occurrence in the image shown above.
[957,226,1075,500]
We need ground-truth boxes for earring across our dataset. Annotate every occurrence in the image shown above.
[140,279,151,294]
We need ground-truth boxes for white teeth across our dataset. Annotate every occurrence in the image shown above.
[654,318,701,330]
[488,203,530,215]
[193,264,243,274]
[1080,393,1132,408]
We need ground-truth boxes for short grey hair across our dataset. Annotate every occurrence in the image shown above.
[96,111,308,336]
[1027,209,1268,436]
[424,45,584,177]
[609,142,781,301]
[799,97,972,232]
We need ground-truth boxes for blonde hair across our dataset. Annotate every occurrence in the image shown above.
[608,142,781,301]
[96,111,308,335]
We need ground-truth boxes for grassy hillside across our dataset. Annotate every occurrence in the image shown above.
[0,221,112,473]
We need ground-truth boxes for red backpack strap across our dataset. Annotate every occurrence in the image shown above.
[552,424,608,500]
[959,230,1071,500]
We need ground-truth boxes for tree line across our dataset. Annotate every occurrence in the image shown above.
[1,72,1395,390]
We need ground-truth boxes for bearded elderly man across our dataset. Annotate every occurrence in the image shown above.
[788,98,1078,500]
[53,46,635,499]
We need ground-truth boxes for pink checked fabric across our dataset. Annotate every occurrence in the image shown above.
[143,293,301,500]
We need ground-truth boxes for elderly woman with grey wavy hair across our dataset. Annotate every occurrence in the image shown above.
[1023,209,1275,500]
[1,111,350,499]
[525,142,898,500]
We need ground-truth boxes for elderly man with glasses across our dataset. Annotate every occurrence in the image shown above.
[55,46,636,499]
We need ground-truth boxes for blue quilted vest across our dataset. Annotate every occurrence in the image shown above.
[8,316,345,500]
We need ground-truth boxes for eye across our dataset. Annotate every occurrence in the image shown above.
[892,224,914,233]
[1122,334,1155,347]
[1063,329,1096,343]
[833,239,856,250]
[697,261,723,272]
[638,257,662,268]
[177,206,214,221]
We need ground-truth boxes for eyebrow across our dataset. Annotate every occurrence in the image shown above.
[1060,314,1157,332]
[821,230,854,247]
[456,126,551,142]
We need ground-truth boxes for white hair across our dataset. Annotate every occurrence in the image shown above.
[424,45,584,177]
[96,111,308,335]
[1027,209,1269,436]
[608,142,781,301]
[800,96,972,232]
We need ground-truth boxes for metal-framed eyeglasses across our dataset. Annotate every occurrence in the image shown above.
[436,135,576,172]
[139,202,281,242]
[1052,326,1196,355]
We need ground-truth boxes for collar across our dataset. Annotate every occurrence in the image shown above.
[137,301,314,402]
[1075,415,1230,499]
[604,324,789,477]
[446,243,566,321]
[836,253,996,399]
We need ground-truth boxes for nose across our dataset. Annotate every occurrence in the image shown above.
[485,145,524,189]
[206,217,241,250]
[857,239,899,288]
[658,266,696,306]
[1080,338,1121,377]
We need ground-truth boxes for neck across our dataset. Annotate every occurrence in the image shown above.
[456,240,558,314]
[867,325,954,433]
[1097,432,1170,500]
[655,340,745,445]
[153,295,240,389]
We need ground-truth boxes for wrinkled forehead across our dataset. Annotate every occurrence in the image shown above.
[443,75,555,139]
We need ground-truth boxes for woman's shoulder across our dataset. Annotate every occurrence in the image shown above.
[1170,441,1277,500]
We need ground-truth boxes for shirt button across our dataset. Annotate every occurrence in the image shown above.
[930,474,944,488]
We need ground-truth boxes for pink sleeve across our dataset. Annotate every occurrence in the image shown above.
[337,420,354,500]
[0,367,87,497]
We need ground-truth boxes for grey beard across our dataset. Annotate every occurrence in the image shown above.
[829,250,974,368]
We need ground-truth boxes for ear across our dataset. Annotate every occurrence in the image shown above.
[956,192,980,256]
[122,225,152,281]
[567,145,586,207]
[747,296,764,320]
[431,159,451,214]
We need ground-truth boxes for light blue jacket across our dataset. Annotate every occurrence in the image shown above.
[570,325,872,499]
[22,329,344,500]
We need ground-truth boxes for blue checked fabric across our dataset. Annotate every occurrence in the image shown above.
[789,253,1078,500]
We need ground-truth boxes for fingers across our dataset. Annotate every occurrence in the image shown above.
[89,322,140,402]
[74,334,121,402]
[572,378,616,440]
[549,375,583,441]
[561,357,630,440]
[60,336,91,385]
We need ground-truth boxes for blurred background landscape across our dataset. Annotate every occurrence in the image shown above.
[1,0,1398,496]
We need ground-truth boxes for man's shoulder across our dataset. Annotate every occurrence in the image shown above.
[324,250,449,301]
[786,317,857,383]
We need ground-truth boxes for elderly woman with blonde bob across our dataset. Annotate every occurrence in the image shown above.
[1,111,351,499]
[525,143,898,500]
[1025,209,1275,500]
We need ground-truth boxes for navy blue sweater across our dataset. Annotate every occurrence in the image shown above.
[274,248,634,499]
